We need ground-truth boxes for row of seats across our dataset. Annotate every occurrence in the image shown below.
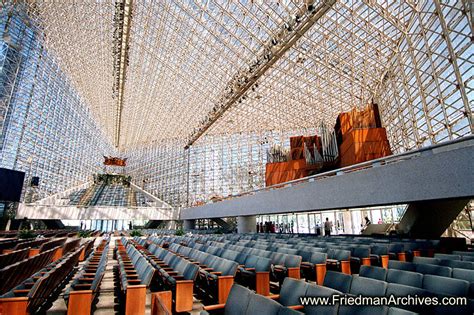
[0,246,58,294]
[0,247,29,269]
[115,238,155,315]
[201,283,302,315]
[5,238,51,252]
[64,238,110,315]
[389,259,471,278]
[166,243,238,304]
[362,263,474,297]
[323,269,473,314]
[171,242,273,295]
[452,251,474,261]
[0,246,83,314]
[144,243,198,312]
[414,255,474,270]
[155,237,302,286]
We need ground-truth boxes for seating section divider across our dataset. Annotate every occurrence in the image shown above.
[79,239,96,261]
[142,243,198,312]
[343,265,473,314]
[0,248,29,269]
[200,283,302,315]
[0,246,83,314]
[166,242,238,304]
[3,238,51,255]
[64,238,110,315]
[0,246,59,294]
[115,238,156,315]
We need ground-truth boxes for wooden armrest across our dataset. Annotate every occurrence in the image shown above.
[13,289,30,295]
[245,268,255,271]
[202,267,214,271]
[268,294,280,300]
[73,284,92,290]
[79,278,95,281]
[127,279,142,285]
[210,271,222,275]
[172,275,185,280]
[203,303,226,311]
[289,305,304,310]
[83,273,97,276]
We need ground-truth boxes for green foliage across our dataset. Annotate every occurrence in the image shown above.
[78,230,92,238]
[175,228,185,236]
[18,229,36,239]
[130,229,142,237]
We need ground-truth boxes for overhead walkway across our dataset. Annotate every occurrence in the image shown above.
[181,136,474,237]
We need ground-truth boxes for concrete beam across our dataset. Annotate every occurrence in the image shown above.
[181,137,474,219]
[16,204,178,221]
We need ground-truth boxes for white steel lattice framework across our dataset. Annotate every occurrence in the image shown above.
[2,0,472,206]
[20,0,472,151]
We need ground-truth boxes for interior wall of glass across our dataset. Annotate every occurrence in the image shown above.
[257,205,407,235]
[1,1,472,209]
[377,1,472,153]
[0,5,113,201]
[125,139,187,207]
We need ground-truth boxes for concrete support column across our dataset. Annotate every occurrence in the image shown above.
[237,215,257,233]
[398,199,470,238]
[342,210,353,234]
[167,220,177,230]
[183,219,196,230]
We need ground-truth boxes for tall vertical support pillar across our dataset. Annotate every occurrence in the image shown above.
[183,219,195,230]
[342,210,353,234]
[237,215,256,233]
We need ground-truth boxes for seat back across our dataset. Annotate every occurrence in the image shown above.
[415,263,452,277]
[279,277,308,306]
[388,243,404,254]
[423,274,469,297]
[310,252,327,264]
[246,291,285,315]
[388,260,416,271]
[439,259,474,270]
[277,248,298,255]
[452,268,474,298]
[386,269,423,288]
[352,247,370,259]
[371,245,388,256]
[359,265,387,281]
[255,257,272,272]
[434,253,461,261]
[328,249,350,261]
[183,262,199,281]
[323,270,352,293]
[453,251,474,257]
[386,283,431,313]
[304,284,341,315]
[349,275,387,296]
[413,256,439,265]
[224,284,252,315]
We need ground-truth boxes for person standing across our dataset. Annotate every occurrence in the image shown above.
[324,217,332,236]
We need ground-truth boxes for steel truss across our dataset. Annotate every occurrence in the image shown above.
[0,0,471,205]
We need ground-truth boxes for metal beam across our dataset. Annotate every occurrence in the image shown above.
[113,0,133,148]
[181,136,474,219]
[185,0,336,148]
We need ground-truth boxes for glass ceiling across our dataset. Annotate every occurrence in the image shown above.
[18,0,473,151]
